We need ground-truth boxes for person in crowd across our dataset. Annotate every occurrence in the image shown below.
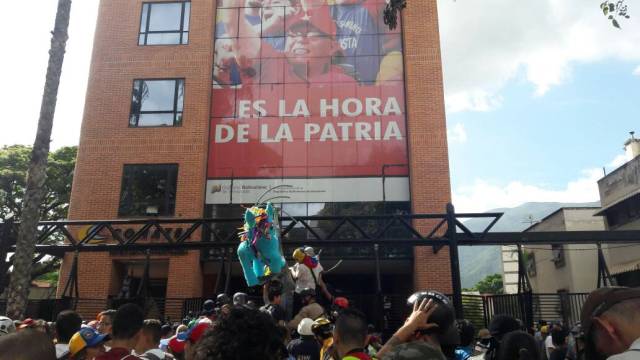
[97,310,116,337]
[495,331,540,360]
[136,319,175,360]
[332,308,371,360]
[261,279,287,326]
[289,288,325,331]
[197,299,216,325]
[580,286,640,360]
[159,324,173,352]
[545,323,561,359]
[473,328,492,357]
[375,295,445,360]
[68,327,109,360]
[549,327,569,360]
[312,317,337,360]
[364,324,382,357]
[188,306,287,360]
[56,310,84,359]
[291,247,333,310]
[168,322,211,359]
[288,318,321,360]
[456,320,475,360]
[0,328,57,360]
[215,293,232,316]
[0,316,16,337]
[483,315,522,360]
[95,303,145,360]
[233,292,249,308]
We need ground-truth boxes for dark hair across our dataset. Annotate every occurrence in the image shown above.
[489,315,521,341]
[496,331,540,360]
[161,324,173,337]
[334,308,368,349]
[112,303,144,340]
[56,310,82,343]
[0,329,56,360]
[142,319,163,344]
[551,327,568,347]
[189,307,286,360]
[267,280,283,302]
[99,309,116,320]
[457,320,475,347]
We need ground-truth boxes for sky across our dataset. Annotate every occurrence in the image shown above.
[0,0,638,213]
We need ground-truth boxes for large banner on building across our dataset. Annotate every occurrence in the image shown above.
[207,0,408,203]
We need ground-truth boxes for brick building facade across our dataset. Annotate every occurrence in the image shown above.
[58,0,452,319]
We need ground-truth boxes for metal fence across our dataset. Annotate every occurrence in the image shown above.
[1,292,590,333]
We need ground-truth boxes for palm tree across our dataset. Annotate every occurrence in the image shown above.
[6,0,72,319]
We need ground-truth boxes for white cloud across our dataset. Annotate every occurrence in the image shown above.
[453,153,629,212]
[633,66,640,76]
[0,1,99,149]
[438,0,640,113]
[448,123,467,144]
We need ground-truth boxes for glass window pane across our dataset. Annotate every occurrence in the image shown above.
[138,113,175,127]
[176,80,184,111]
[175,112,183,125]
[183,2,191,30]
[119,164,178,217]
[140,4,149,32]
[138,34,146,45]
[146,33,181,45]
[181,32,189,44]
[148,3,183,31]
[140,80,176,112]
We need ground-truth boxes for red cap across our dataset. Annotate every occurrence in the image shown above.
[286,3,337,36]
[334,297,349,309]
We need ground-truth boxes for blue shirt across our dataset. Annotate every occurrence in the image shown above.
[455,346,474,360]
[331,5,380,83]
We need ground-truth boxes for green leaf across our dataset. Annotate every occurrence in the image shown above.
[612,19,621,28]
[609,3,615,12]
[609,15,614,19]
[603,6,609,15]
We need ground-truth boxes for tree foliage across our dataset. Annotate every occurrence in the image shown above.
[601,0,630,29]
[0,145,76,222]
[471,273,504,295]
[0,145,77,293]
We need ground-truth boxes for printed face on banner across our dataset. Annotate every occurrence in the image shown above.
[208,0,407,197]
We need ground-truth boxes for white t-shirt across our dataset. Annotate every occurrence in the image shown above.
[292,262,323,293]
[545,334,555,359]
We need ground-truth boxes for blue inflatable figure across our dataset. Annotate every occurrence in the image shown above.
[237,202,286,287]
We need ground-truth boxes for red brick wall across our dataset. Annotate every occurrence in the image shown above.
[403,0,453,293]
[59,0,215,301]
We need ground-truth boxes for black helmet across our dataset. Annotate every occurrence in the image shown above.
[202,299,215,315]
[216,293,231,306]
[406,290,460,347]
[299,288,315,298]
[233,292,248,306]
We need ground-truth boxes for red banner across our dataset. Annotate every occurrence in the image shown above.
[208,0,407,181]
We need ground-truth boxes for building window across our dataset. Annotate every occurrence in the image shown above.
[118,164,178,217]
[129,79,184,127]
[139,2,190,45]
[551,244,566,268]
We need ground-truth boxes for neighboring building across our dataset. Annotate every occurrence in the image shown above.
[595,133,640,286]
[58,0,454,319]
[522,207,604,293]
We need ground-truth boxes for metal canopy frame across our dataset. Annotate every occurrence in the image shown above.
[2,203,638,323]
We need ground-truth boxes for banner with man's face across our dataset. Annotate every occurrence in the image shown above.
[207,0,409,204]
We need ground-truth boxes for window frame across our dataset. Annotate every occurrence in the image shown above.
[129,78,185,128]
[138,1,191,46]
[118,163,179,218]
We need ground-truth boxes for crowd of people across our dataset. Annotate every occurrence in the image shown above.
[0,286,639,360]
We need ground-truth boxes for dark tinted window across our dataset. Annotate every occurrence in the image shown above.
[118,164,178,217]
[139,2,190,45]
[129,79,184,127]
